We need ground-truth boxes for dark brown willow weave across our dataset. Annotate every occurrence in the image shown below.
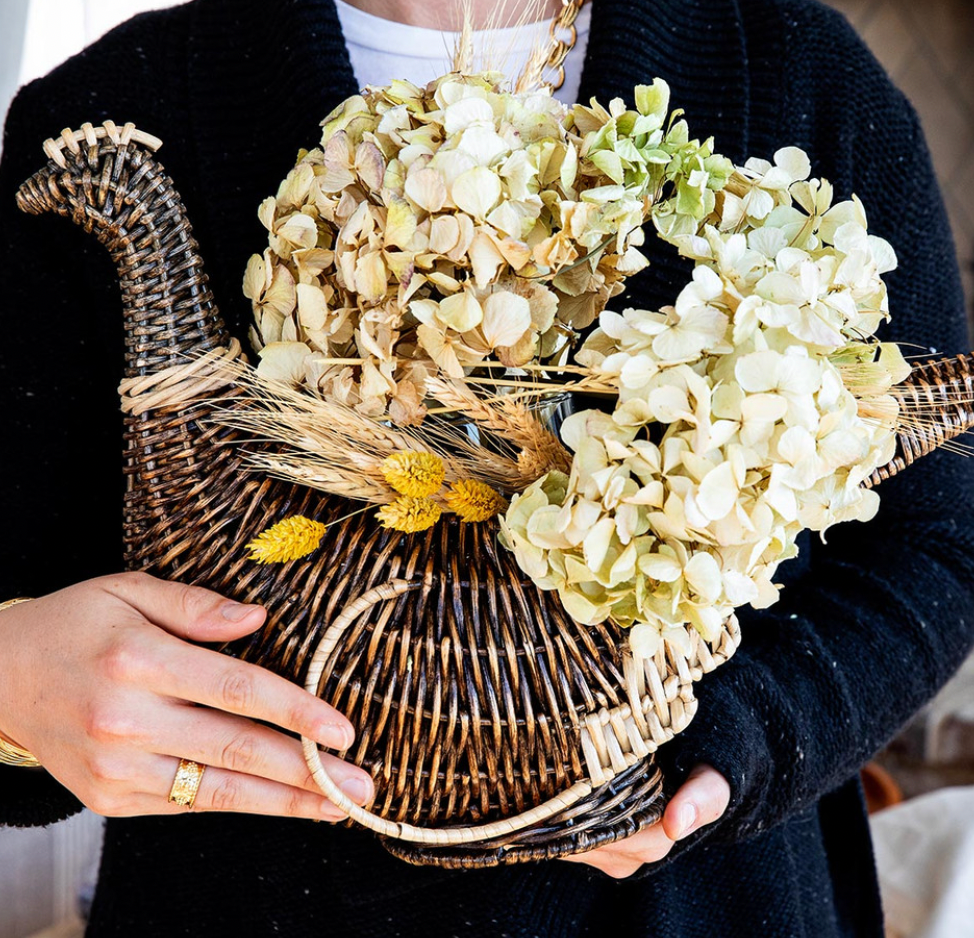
[14,123,974,868]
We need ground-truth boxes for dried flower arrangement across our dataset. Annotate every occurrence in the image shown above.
[234,68,924,665]
[16,12,971,867]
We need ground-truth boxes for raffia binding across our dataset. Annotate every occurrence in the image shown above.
[14,120,974,869]
[118,340,244,416]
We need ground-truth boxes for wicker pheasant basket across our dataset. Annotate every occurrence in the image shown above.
[15,120,974,869]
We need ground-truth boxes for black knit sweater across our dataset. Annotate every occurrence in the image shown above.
[2,0,973,935]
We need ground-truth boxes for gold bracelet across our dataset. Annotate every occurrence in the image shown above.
[0,737,41,768]
[0,597,41,768]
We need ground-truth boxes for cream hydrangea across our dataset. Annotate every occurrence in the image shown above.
[500,148,906,657]
[246,73,731,422]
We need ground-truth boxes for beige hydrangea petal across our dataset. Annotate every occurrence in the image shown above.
[243,252,270,302]
[638,552,682,582]
[496,332,537,367]
[257,341,314,383]
[429,148,477,193]
[735,350,781,393]
[278,163,315,209]
[686,604,724,642]
[384,196,418,250]
[559,588,610,626]
[355,141,386,191]
[409,298,439,327]
[404,167,447,213]
[451,166,502,219]
[426,271,462,293]
[480,291,531,348]
[456,126,510,166]
[492,235,533,270]
[450,214,476,262]
[264,265,297,316]
[277,213,318,250]
[416,324,466,378]
[437,291,483,332]
[429,215,461,254]
[468,230,505,287]
[582,517,617,575]
[444,97,494,135]
[359,358,396,402]
[354,251,389,303]
[629,623,661,660]
[260,309,285,344]
[296,283,328,331]
[696,462,740,521]
[773,146,811,183]
[258,197,277,232]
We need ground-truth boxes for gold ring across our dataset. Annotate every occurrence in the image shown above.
[168,758,206,808]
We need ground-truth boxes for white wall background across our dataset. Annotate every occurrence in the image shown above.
[0,812,103,938]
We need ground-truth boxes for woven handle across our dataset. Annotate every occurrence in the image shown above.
[301,579,598,844]
[301,578,742,844]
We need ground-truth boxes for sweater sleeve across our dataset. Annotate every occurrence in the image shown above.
[649,56,974,857]
[0,79,122,826]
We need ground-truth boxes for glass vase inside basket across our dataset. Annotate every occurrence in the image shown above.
[426,388,574,453]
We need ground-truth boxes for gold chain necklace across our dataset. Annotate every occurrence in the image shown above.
[509,0,586,93]
[544,0,587,91]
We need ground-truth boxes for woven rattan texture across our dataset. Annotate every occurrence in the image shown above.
[14,125,684,866]
[17,123,970,868]
[866,354,974,486]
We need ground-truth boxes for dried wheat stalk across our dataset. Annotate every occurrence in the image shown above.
[426,377,572,478]
[206,362,535,498]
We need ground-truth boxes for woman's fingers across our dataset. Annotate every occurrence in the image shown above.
[150,705,374,804]
[560,764,731,878]
[122,755,356,821]
[560,823,676,876]
[107,626,355,751]
[0,573,375,825]
[100,571,267,643]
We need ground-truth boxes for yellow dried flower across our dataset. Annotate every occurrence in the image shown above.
[381,451,445,497]
[444,480,508,523]
[376,496,443,533]
[247,515,326,564]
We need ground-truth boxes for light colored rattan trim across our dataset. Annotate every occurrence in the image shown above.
[303,582,743,841]
[117,340,243,415]
[42,121,163,168]
[578,616,740,785]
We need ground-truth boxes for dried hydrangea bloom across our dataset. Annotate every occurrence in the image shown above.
[246,74,732,422]
[502,151,905,653]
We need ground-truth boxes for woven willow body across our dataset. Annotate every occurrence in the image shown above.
[15,123,974,867]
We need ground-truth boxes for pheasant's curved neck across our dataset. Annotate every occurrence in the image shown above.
[17,144,229,378]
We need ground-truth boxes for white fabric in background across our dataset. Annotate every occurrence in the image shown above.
[870,786,974,938]
[18,0,181,88]
[334,0,592,104]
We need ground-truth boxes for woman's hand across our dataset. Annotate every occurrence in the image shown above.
[0,572,374,821]
[561,764,730,878]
